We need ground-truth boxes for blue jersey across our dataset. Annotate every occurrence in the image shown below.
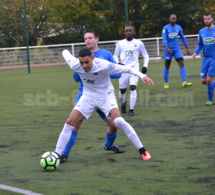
[194,26,215,58]
[162,24,188,50]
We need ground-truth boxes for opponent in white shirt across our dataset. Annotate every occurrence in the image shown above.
[114,26,149,116]
[55,48,154,161]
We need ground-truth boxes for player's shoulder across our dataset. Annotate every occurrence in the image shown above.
[132,38,144,45]
[99,48,112,55]
[98,48,108,52]
[175,24,182,30]
[117,39,127,44]
[163,24,170,29]
[199,27,207,33]
[93,57,109,66]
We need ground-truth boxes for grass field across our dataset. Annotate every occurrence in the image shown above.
[0,59,215,195]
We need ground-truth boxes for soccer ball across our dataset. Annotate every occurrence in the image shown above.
[40,151,60,171]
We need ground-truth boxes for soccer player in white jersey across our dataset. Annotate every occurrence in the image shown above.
[60,29,124,164]
[114,26,149,116]
[55,48,154,161]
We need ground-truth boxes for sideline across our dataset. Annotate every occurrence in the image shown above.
[0,184,43,195]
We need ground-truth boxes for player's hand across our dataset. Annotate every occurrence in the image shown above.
[142,76,154,86]
[118,62,124,65]
[192,53,196,59]
[141,67,147,74]
[187,50,190,55]
[167,48,172,54]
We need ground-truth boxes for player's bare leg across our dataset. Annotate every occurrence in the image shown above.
[103,117,125,153]
[119,88,127,113]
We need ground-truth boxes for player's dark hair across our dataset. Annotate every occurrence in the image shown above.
[204,12,213,18]
[78,47,92,57]
[84,29,99,38]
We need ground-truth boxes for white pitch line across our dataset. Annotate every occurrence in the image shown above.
[0,184,43,195]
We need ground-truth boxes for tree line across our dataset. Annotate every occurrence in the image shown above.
[0,0,214,48]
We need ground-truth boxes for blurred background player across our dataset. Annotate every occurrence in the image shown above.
[60,29,124,163]
[114,26,149,116]
[162,14,192,89]
[192,12,215,106]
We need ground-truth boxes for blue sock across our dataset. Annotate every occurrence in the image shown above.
[104,132,117,149]
[163,67,169,83]
[207,83,214,101]
[179,66,187,82]
[62,131,78,157]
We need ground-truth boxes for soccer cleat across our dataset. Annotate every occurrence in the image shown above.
[121,100,127,113]
[164,83,169,89]
[60,155,68,163]
[139,147,151,161]
[104,145,125,153]
[182,81,192,87]
[128,109,135,116]
[204,100,214,106]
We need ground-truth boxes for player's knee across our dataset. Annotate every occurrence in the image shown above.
[201,79,206,85]
[130,85,136,90]
[206,77,213,84]
[65,118,76,126]
[165,61,171,69]
[120,88,126,94]
[178,62,184,67]
[176,58,184,67]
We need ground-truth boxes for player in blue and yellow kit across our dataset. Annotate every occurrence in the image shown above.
[192,12,215,106]
[60,30,124,163]
[162,14,192,88]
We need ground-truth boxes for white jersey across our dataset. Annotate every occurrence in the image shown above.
[62,50,145,98]
[114,38,149,68]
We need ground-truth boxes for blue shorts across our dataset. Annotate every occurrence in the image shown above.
[200,57,215,78]
[75,94,106,119]
[164,49,183,61]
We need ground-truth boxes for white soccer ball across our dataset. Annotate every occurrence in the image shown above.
[40,151,60,171]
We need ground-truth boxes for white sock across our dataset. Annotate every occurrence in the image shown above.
[55,123,74,155]
[119,91,126,103]
[130,90,137,109]
[114,117,143,149]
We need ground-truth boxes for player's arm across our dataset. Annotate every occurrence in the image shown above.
[179,28,190,55]
[62,50,80,70]
[109,74,121,79]
[140,42,149,73]
[113,42,121,64]
[162,27,172,54]
[107,50,122,79]
[73,72,81,83]
[105,63,154,86]
[192,33,203,59]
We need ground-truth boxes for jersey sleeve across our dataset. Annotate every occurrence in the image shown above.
[109,74,121,79]
[179,26,188,46]
[104,62,145,79]
[113,42,121,63]
[140,42,149,68]
[107,51,116,63]
[62,50,80,70]
[162,27,168,47]
[194,32,203,54]
[73,72,81,83]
